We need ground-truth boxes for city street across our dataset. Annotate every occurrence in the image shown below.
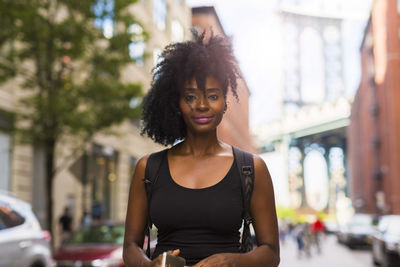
[2,1,400,267]
[279,234,373,267]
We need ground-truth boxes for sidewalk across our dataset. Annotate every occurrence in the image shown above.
[279,235,372,267]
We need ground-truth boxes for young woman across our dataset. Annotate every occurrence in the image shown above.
[123,32,280,267]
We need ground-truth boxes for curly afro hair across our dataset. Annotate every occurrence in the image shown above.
[141,30,240,146]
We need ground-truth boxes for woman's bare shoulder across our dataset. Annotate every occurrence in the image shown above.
[132,154,151,181]
[136,154,150,169]
[252,154,268,169]
[134,149,168,176]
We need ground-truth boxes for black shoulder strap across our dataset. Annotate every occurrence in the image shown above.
[232,146,255,252]
[143,149,167,194]
[142,148,167,258]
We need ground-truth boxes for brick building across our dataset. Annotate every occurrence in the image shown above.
[349,0,400,214]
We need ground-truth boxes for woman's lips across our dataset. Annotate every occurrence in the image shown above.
[193,115,213,124]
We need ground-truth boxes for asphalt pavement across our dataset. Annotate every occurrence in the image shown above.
[279,234,373,267]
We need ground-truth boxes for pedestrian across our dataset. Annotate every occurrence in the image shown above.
[302,223,312,258]
[311,216,325,254]
[123,31,280,267]
[91,201,103,221]
[279,219,289,245]
[59,207,73,242]
[81,210,92,229]
[293,223,305,259]
[288,222,295,240]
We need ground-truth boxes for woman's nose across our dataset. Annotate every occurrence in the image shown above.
[196,95,209,110]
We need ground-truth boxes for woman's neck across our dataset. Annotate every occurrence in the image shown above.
[175,131,224,156]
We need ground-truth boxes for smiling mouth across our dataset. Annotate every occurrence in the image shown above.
[193,115,214,124]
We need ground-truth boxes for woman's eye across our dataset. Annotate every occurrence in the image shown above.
[208,95,218,100]
[184,95,196,102]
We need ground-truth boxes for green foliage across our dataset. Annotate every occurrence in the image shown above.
[0,0,146,145]
[276,205,337,224]
[276,206,298,222]
[0,0,148,235]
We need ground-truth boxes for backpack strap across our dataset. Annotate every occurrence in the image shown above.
[142,149,168,258]
[232,146,255,252]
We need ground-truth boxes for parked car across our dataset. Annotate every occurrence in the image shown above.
[324,219,339,235]
[337,213,374,248]
[53,221,156,267]
[0,190,53,267]
[371,215,400,267]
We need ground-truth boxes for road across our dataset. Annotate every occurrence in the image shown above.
[279,234,373,267]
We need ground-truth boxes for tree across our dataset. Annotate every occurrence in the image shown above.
[0,0,146,237]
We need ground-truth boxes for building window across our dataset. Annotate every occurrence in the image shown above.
[128,23,146,66]
[93,0,114,38]
[0,204,25,230]
[0,131,11,191]
[90,144,119,220]
[171,20,184,42]
[154,0,167,31]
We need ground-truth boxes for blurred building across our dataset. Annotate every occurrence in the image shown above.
[192,6,257,153]
[0,0,191,245]
[253,0,370,217]
[349,0,400,215]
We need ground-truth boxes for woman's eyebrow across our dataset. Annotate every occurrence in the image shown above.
[206,88,221,92]
[183,88,220,93]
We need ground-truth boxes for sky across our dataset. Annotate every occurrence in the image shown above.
[186,0,373,129]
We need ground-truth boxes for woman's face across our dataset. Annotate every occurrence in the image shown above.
[179,76,226,135]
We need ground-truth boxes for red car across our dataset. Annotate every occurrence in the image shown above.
[53,221,125,267]
[53,221,156,267]
[52,222,111,266]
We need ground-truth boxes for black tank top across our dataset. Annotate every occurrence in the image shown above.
[150,151,243,265]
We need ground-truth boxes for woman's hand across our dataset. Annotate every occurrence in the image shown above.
[150,249,181,267]
[192,253,237,267]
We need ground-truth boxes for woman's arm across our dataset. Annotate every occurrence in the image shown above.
[239,154,280,266]
[193,155,280,267]
[123,155,154,267]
